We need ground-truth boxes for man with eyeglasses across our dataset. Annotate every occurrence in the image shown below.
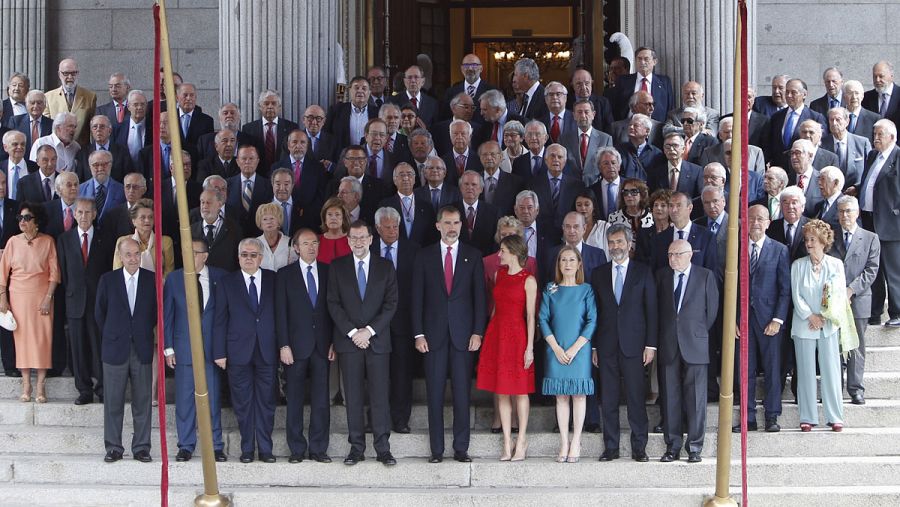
[678,107,718,165]
[648,191,717,273]
[366,66,389,112]
[327,145,390,224]
[609,91,663,147]
[302,104,335,167]
[325,76,377,156]
[96,73,132,132]
[665,81,721,135]
[77,150,125,225]
[442,54,496,124]
[74,115,134,184]
[190,188,240,271]
[389,65,438,128]
[31,112,80,172]
[270,130,327,229]
[649,132,703,198]
[540,81,577,147]
[378,162,436,246]
[613,47,674,123]
[363,117,406,188]
[431,93,478,158]
[565,98,613,185]
[197,103,263,165]
[44,58,96,147]
[2,73,29,129]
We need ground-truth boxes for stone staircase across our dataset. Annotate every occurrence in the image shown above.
[1,331,899,506]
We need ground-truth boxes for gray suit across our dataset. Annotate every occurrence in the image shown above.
[829,226,880,396]
[821,133,871,188]
[697,142,765,174]
[562,127,613,186]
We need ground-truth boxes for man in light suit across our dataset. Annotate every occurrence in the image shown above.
[732,205,791,433]
[844,80,880,141]
[565,98,613,186]
[614,47,675,122]
[666,81,721,134]
[11,90,52,156]
[863,61,900,126]
[829,196,880,405]
[809,67,846,117]
[591,224,657,462]
[96,238,156,463]
[390,65,438,128]
[44,58,96,147]
[213,238,278,464]
[241,90,300,173]
[276,230,334,463]
[766,79,827,161]
[511,58,549,120]
[77,150,125,225]
[163,239,227,463]
[822,107,871,188]
[813,166,844,228]
[697,117,766,175]
[412,205,486,463]
[327,221,399,466]
[656,239,719,463]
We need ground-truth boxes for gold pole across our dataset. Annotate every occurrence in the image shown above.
[705,5,742,507]
[157,1,230,506]
[365,0,375,70]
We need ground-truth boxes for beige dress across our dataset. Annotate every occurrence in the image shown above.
[0,234,60,369]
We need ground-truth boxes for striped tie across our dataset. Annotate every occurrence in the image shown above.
[242,180,253,211]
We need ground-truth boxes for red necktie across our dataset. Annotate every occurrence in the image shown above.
[64,206,74,231]
[798,174,805,189]
[682,136,693,161]
[641,77,649,93]
[293,159,302,186]
[265,122,276,163]
[81,232,89,266]
[466,206,475,234]
[31,118,39,142]
[491,122,499,142]
[455,154,466,176]
[444,246,454,294]
[116,102,125,123]
[411,96,418,109]
[550,116,561,143]
[580,133,588,161]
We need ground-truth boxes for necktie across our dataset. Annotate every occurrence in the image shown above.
[485,176,496,203]
[830,98,839,110]
[368,154,379,178]
[64,206,74,231]
[163,145,171,174]
[248,275,259,313]
[606,181,616,217]
[384,244,394,265]
[786,222,795,245]
[310,135,317,153]
[411,96,418,109]
[836,140,847,171]
[521,93,530,115]
[849,113,858,133]
[265,122,276,163]
[881,93,890,117]
[673,272,684,312]
[820,200,829,218]
[31,119,39,143]
[116,102,125,123]
[580,133,588,162]
[127,275,137,315]
[769,196,778,219]
[357,260,366,299]
[683,136,693,161]
[678,229,685,240]
[798,174,805,190]
[550,177,560,208]
[197,274,204,311]
[95,183,106,215]
[491,122,499,142]
[550,115,561,143]
[750,242,759,273]
[375,97,383,108]
[293,159,302,186]
[281,201,290,235]
[181,113,190,138]
[467,84,476,99]
[206,224,215,245]
[710,221,719,235]
[844,231,851,251]
[306,265,317,307]
[10,165,19,200]
[444,246,454,294]
[242,180,253,211]
[614,264,624,304]
[66,91,74,110]
[455,154,466,176]
[640,78,649,93]
[783,110,797,149]
[81,232,89,266]
[531,155,542,175]
[401,196,413,236]
[129,124,143,161]
[525,226,535,256]
[670,167,679,190]
[386,136,394,153]
[431,188,440,210]
[466,205,475,233]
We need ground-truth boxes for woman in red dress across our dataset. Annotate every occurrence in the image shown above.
[317,197,351,264]
[476,234,537,461]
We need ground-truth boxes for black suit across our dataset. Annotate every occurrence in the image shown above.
[566,94,615,133]
[431,120,479,158]
[441,149,483,187]
[528,170,585,228]
[1,98,18,128]
[324,102,378,160]
[196,155,240,182]
[459,200,500,256]
[413,183,462,216]
[5,161,41,199]
[614,73,676,122]
[75,142,134,184]
[747,111,771,156]
[767,217,809,261]
[325,173,389,226]
[441,80,496,123]
[378,193,437,246]
[10,114,53,155]
[178,109,215,153]
[197,130,263,166]
[766,106,827,160]
[471,111,528,152]
[241,118,300,174]
[327,253,398,457]
[480,169,523,216]
[389,92,439,128]
[159,176,201,236]
[226,174,274,237]
[275,261,333,457]
[519,83,550,120]
[863,83,900,125]
[307,131,337,163]
[137,143,199,198]
[191,218,242,272]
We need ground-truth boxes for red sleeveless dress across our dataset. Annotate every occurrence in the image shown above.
[476,267,535,395]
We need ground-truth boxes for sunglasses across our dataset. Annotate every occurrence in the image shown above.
[16,214,34,222]
[622,188,642,196]
[681,118,696,124]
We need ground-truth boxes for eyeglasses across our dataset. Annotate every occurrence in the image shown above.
[304,115,325,122]
[681,118,696,124]
[667,251,693,257]
[60,71,79,77]
[16,214,34,222]
[663,143,683,150]
[622,188,641,196]
[239,252,260,259]
[461,63,482,69]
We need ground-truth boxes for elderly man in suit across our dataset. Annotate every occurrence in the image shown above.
[241,90,299,172]
[175,83,214,154]
[3,131,38,199]
[529,143,585,228]
[74,115,134,183]
[775,120,839,172]
[515,189,561,284]
[270,129,327,226]
[213,238,278,463]
[390,65,438,128]
[226,146,273,237]
[567,69,615,134]
[810,68,846,117]
[196,128,240,182]
[379,162,435,246]
[442,53,496,124]
[276,229,335,463]
[413,156,462,215]
[78,150,125,225]
[96,73,131,132]
[327,220,399,466]
[58,198,113,405]
[657,239,719,463]
[478,141,523,215]
[16,143,54,203]
[441,119,483,186]
[412,205,486,463]
[698,116,766,174]
[472,89,527,150]
[863,61,900,125]
[591,224,657,462]
[458,170,500,256]
[540,81,577,146]
[511,58,549,120]
[830,196,881,405]
[366,66,389,112]
[615,114,665,182]
[767,79,827,161]
[666,81,721,134]
[44,58,96,147]
[163,239,227,463]
[822,107,871,188]
[324,77,377,158]
[11,90,53,156]
[753,74,789,118]
[510,120,550,183]
[679,107,718,165]
[113,90,150,165]
[733,205,791,433]
[433,93,478,157]
[813,166,844,227]
[30,112,80,172]
[609,92,664,148]
[96,238,156,463]
[844,80,880,141]
[614,47,675,122]
[566,98,613,185]
[362,118,405,188]
[648,132,703,197]
[2,72,29,128]
[302,104,335,168]
[648,192,718,273]
[786,139,824,217]
[191,189,241,272]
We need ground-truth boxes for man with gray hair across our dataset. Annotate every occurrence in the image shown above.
[113,90,149,164]
[679,106,718,165]
[197,128,240,182]
[843,79,879,141]
[666,80,721,134]
[378,103,408,155]
[2,131,38,198]
[822,106,871,187]
[541,81,576,145]
[31,112,80,171]
[616,113,664,181]
[389,65,439,128]
[441,118,482,182]
[15,143,54,203]
[175,83,215,155]
[697,116,766,174]
[473,89,527,149]
[767,185,808,260]
[512,57,548,120]
[78,150,125,223]
[810,67,845,117]
[813,166,845,227]
[10,89,52,155]
[752,166,789,220]
[241,90,299,170]
[776,119,839,171]
[198,102,263,163]
[458,169,500,256]
[190,188,241,271]
[96,72,132,131]
[45,170,80,238]
[609,91,664,147]
[432,93,476,157]
[787,138,824,216]
[511,120,550,182]
[2,72,29,127]
[863,61,900,125]
[74,114,134,183]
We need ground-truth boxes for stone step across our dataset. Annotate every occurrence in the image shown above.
[865,346,900,371]
[2,425,899,459]
[864,326,897,347]
[3,454,899,489]
[0,484,898,507]
[5,398,900,432]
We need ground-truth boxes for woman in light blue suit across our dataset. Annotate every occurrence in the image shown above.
[790,219,846,432]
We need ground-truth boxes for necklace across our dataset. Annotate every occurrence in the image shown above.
[23,233,37,246]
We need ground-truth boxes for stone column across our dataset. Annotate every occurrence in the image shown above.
[628,0,756,114]
[220,0,340,123]
[0,0,46,89]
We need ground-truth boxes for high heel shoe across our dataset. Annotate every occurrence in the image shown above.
[19,382,32,403]
[511,439,528,461]
[499,439,513,461]
[35,380,47,404]
[566,445,581,463]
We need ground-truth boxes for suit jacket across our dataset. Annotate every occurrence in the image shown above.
[655,265,719,365]
[519,83,550,120]
[74,142,134,183]
[694,212,728,278]
[810,94,846,118]
[431,119,479,158]
[541,110,578,146]
[178,109,215,153]
[96,100,129,132]
[697,142,766,175]
[191,217,242,272]
[777,147,839,176]
[684,133,718,165]
[829,226,881,318]
[57,225,115,319]
[666,106,722,135]
[614,73,675,122]
[163,266,226,364]
[747,111,771,154]
[241,118,301,173]
[212,269,278,365]
[441,80,496,123]
[411,242,486,351]
[137,143,199,198]
[226,174,274,237]
[480,169,523,216]
[863,83,900,125]
[441,149,483,186]
[0,198,18,248]
[413,183,462,215]
[325,173,389,225]
[371,239,419,338]
[270,155,328,226]
[459,200,501,256]
[326,253,398,354]
[812,196,841,228]
[379,193,437,246]
[547,242,607,282]
[752,96,785,118]
[858,144,900,240]
[11,114,53,155]
[768,216,809,261]
[821,133,871,187]
[159,176,202,235]
[563,128,613,186]
[4,159,40,196]
[646,159,704,197]
[323,102,378,159]
[471,111,528,151]
[510,150,547,183]
[95,268,157,365]
[78,178,125,224]
[528,170,585,228]
[197,130,263,166]
[275,262,333,359]
[591,260,658,357]
[111,118,152,157]
[747,237,791,332]
[1,98,17,128]
[651,224,718,273]
[785,168,823,217]
[389,92,439,128]
[565,94,615,133]
[616,142,665,182]
[196,155,240,182]
[43,197,71,239]
[847,108,880,141]
[44,85,97,146]
[307,131,337,163]
[766,106,827,159]
[610,118,664,148]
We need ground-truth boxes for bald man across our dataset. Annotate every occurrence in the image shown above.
[441,54,496,124]
[44,58,97,146]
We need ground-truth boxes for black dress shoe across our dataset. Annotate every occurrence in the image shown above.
[631,450,649,462]
[309,453,332,463]
[215,450,228,462]
[428,455,443,463]
[453,452,472,463]
[687,452,702,463]
[732,421,757,433]
[765,419,781,432]
[344,452,365,465]
[240,453,254,463]
[652,422,663,433]
[133,450,152,463]
[660,451,680,462]
[393,425,411,434]
[851,392,866,405]
[104,450,123,463]
[74,394,93,405]
[598,449,620,461]
[377,452,397,466]
[869,317,882,326]
[584,423,602,434]
[490,426,502,434]
[175,449,192,462]
[5,369,21,377]
[289,454,304,463]
[364,424,373,433]
[259,453,276,463]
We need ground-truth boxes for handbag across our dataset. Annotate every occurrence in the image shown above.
[0,310,17,331]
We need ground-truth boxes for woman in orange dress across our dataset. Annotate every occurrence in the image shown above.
[0,202,60,403]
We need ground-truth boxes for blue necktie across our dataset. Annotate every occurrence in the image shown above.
[750,243,759,273]
[384,245,394,268]
[402,196,413,237]
[248,275,259,314]
[431,188,440,211]
[281,201,290,235]
[532,155,542,175]
[606,181,616,217]
[673,272,684,312]
[844,231,851,251]
[782,110,797,149]
[678,229,685,240]
[614,264,624,304]
[849,113,857,133]
[357,260,366,300]
[306,266,317,307]
[709,221,719,235]
[162,144,171,174]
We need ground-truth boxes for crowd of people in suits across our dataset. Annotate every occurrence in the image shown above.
[0,46,893,465]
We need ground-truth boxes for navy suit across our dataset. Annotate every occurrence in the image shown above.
[270,155,328,230]
[650,224,718,274]
[863,83,900,125]
[323,102,378,160]
[766,106,827,160]
[519,83,550,120]
[14,169,53,203]
[226,174,274,237]
[752,96,785,118]
[614,73,675,122]
[213,268,278,457]
[528,170,586,228]
[178,109,215,153]
[1,98,17,128]
[78,178,125,225]
[241,118,300,174]
[10,114,52,155]
[163,267,226,453]
[616,142,664,182]
[379,193,437,246]
[647,160,704,197]
[460,200,501,257]
[413,183,462,215]
[810,94,846,118]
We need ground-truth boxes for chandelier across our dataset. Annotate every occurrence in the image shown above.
[489,41,573,71]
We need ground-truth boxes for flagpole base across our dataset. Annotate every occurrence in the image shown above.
[194,493,232,507]
[703,494,739,507]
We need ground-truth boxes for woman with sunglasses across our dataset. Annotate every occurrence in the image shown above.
[608,178,654,236]
[0,202,60,403]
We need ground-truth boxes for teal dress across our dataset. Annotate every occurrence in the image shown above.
[538,283,597,395]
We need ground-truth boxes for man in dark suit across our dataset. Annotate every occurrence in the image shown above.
[478,141,524,216]
[390,65,439,128]
[10,90,52,157]
[324,77,378,159]
[515,190,561,285]
[77,150,125,225]
[159,152,202,239]
[767,185,809,261]
[413,156,462,215]
[226,146,273,237]
[510,120,550,184]
[810,67,846,117]
[241,90,300,173]
[830,197,881,405]
[441,119,484,187]
[379,162,436,246]
[766,79,827,160]
[732,205,791,433]
[412,206,486,463]
[648,192,718,273]
[512,58,549,120]
[615,114,665,182]
[361,118,406,189]
[191,189,241,272]
[656,239,719,463]
[268,167,311,237]
[614,47,675,122]
[302,104,336,167]
[213,238,278,463]
[697,117,766,175]
[565,99,613,186]
[175,83,214,154]
[58,198,113,405]
[74,115,134,183]
[326,146,390,225]
[441,54,496,124]
[0,171,18,375]
[746,88,772,154]
[567,69,615,134]
[863,61,900,125]
[366,66,389,113]
[844,80,880,141]
[112,90,150,165]
[458,170,500,256]
[104,172,146,238]
[529,144,585,228]
[275,229,334,463]
[270,129,327,230]
[591,224,657,462]
[433,92,480,158]
[2,72,29,129]
[327,221,399,466]
[822,107,872,188]
[163,239,227,463]
[540,81,578,146]
[196,128,240,182]
[43,171,79,239]
[372,208,421,432]
[472,90,527,151]
[775,120,839,172]
[95,238,157,463]
[679,108,718,165]
[196,103,263,165]
[3,130,39,200]
[95,73,131,132]
[812,166,844,227]
[648,132,703,197]
[752,74,789,117]
[785,139,824,217]
[138,116,199,198]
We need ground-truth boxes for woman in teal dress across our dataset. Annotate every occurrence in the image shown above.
[539,245,597,463]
